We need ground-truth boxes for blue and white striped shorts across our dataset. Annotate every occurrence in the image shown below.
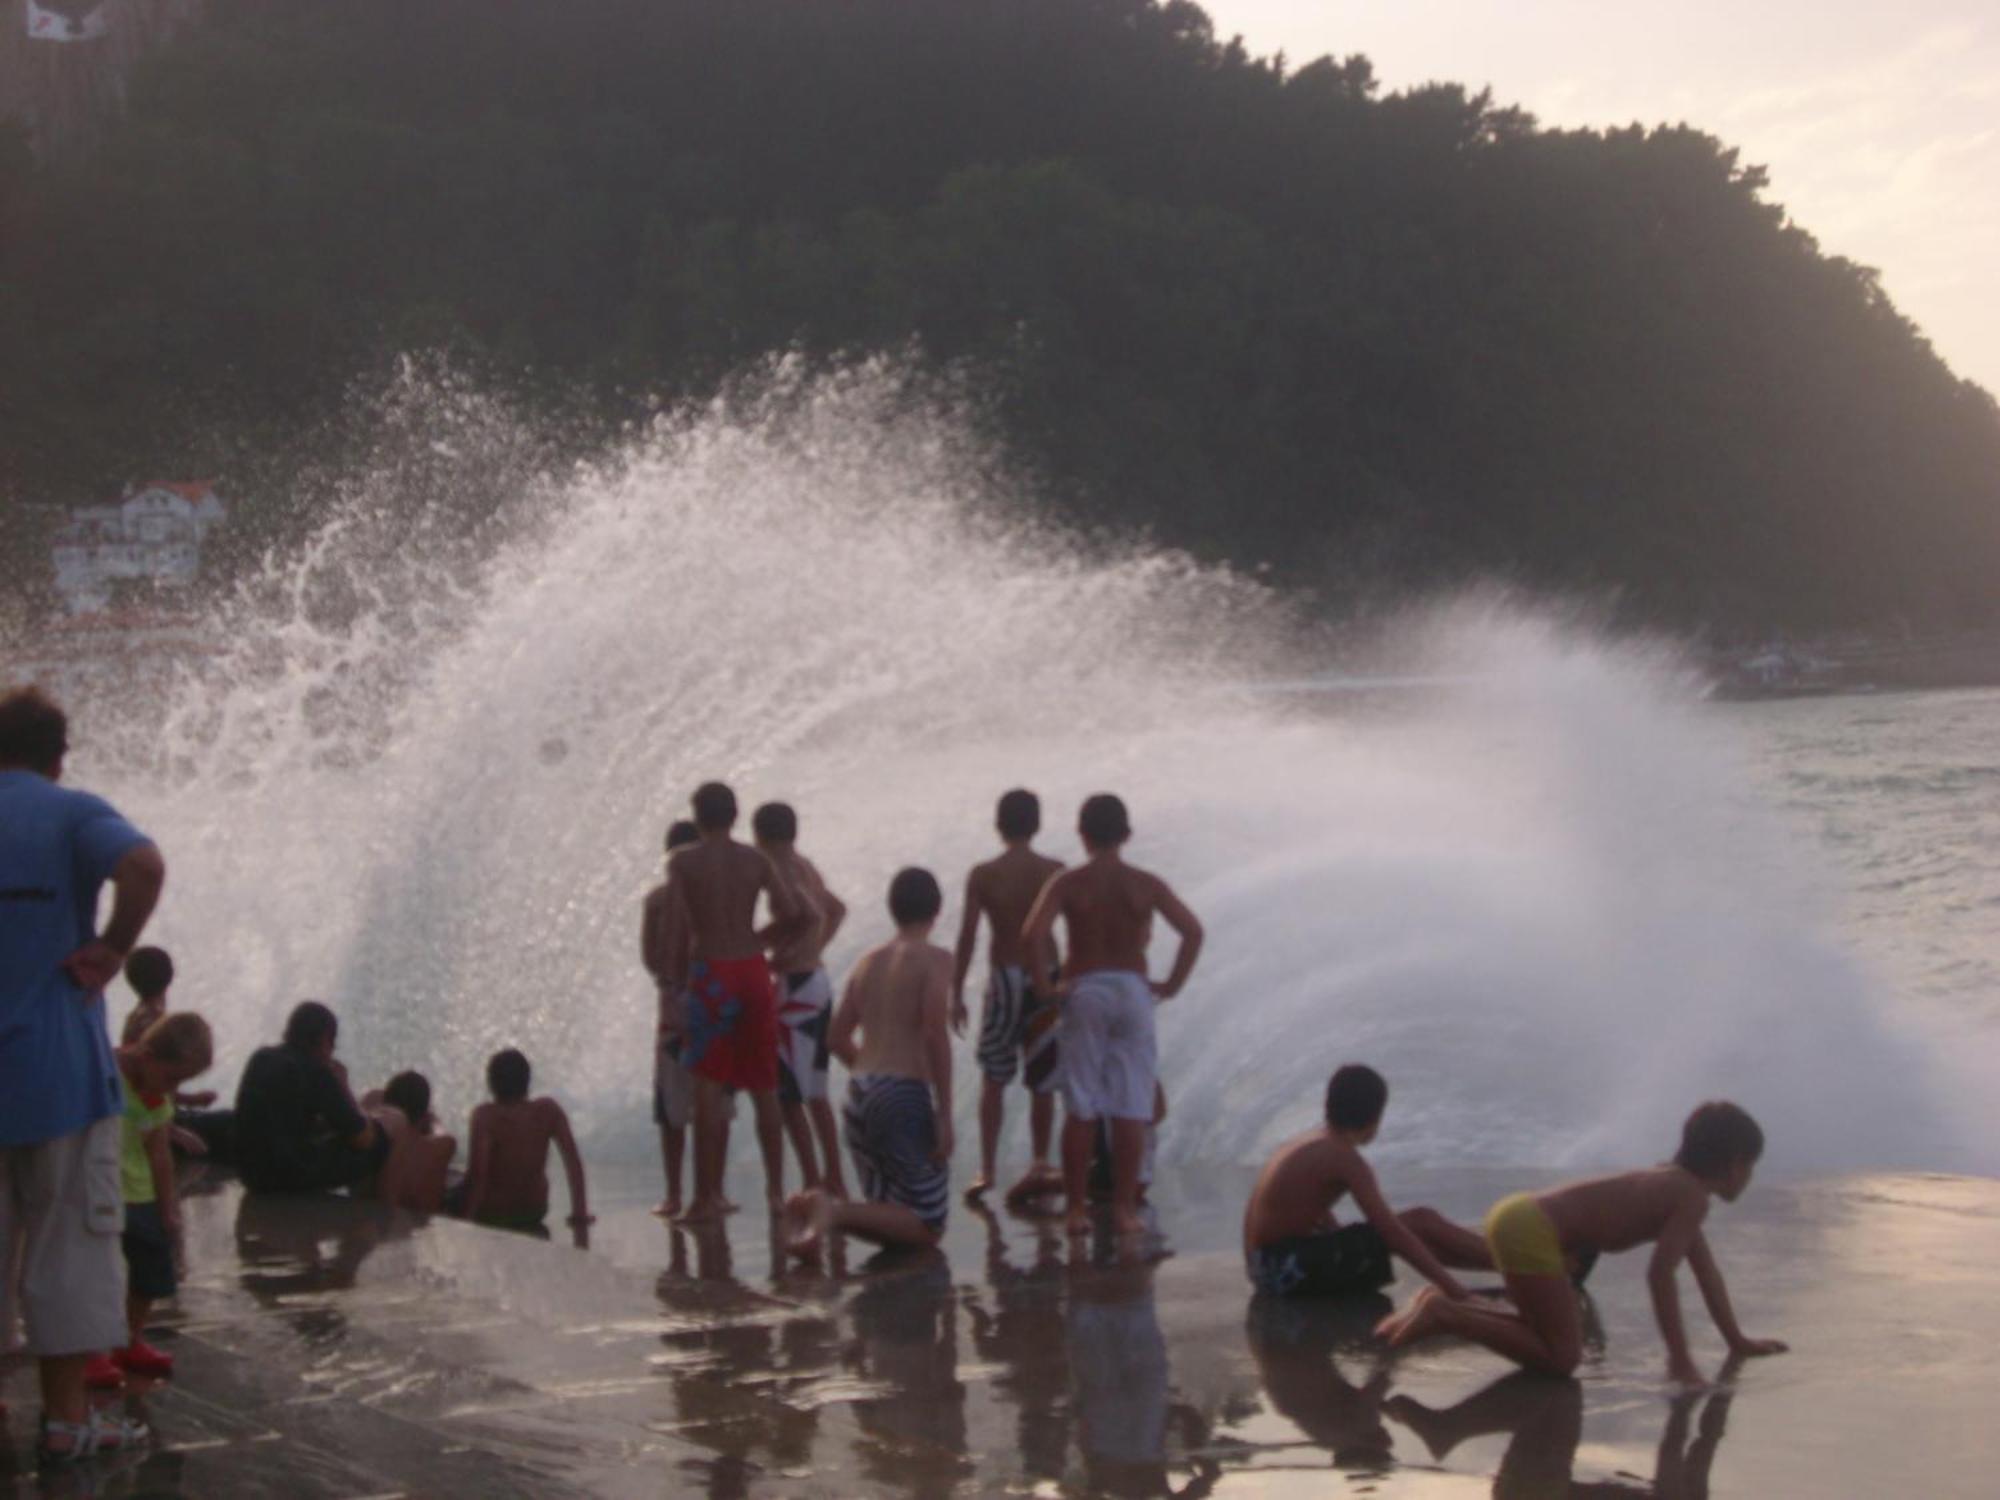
[842,1074,949,1232]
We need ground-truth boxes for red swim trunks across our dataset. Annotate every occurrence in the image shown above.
[684,957,780,1091]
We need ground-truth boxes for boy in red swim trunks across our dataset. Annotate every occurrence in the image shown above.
[659,782,810,1223]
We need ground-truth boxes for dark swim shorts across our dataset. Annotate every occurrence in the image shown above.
[1246,1223,1394,1298]
[122,1201,177,1301]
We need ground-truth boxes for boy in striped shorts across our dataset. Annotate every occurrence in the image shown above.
[783,868,955,1258]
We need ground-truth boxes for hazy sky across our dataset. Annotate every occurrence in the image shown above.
[1204,1,2000,395]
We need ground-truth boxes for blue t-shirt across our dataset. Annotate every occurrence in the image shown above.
[0,769,152,1146]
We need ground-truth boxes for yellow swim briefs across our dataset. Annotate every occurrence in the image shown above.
[1484,1192,1565,1278]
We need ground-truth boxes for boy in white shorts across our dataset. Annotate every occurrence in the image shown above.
[1023,794,1203,1239]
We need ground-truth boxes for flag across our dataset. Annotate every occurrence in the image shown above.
[25,1,114,43]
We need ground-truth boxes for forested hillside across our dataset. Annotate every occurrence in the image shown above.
[4,0,1996,628]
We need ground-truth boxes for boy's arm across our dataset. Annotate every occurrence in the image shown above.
[828,963,865,1068]
[1647,1187,1711,1386]
[810,861,848,949]
[923,956,955,1165]
[1346,1155,1468,1300]
[144,1124,179,1234]
[1148,876,1204,1000]
[757,854,812,949]
[641,887,670,982]
[1020,872,1065,993]
[1687,1230,1787,1358]
[950,870,983,1035]
[547,1101,592,1226]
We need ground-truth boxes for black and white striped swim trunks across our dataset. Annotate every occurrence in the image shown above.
[842,1074,950,1232]
[976,965,1060,1092]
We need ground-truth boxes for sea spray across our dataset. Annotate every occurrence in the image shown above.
[51,361,1953,1175]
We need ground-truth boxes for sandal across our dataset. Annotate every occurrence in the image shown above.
[36,1408,152,1467]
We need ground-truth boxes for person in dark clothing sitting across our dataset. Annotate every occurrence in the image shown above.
[233,1001,388,1194]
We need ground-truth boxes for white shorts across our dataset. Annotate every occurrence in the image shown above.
[1057,971,1157,1123]
[0,1116,128,1357]
[777,968,834,1105]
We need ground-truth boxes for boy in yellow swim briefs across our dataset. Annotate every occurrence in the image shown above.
[1375,1101,1789,1387]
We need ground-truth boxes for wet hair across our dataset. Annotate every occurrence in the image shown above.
[283,1000,338,1053]
[138,1012,213,1076]
[1673,1101,1764,1180]
[1325,1064,1388,1132]
[691,781,737,832]
[1078,793,1132,848]
[888,866,943,926]
[751,801,797,845]
[124,946,175,1001]
[996,788,1041,841]
[487,1048,531,1102]
[383,1070,431,1123]
[664,819,699,853]
[0,686,67,772]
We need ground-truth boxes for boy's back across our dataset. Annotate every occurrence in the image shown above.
[669,839,777,961]
[970,848,1063,971]
[1537,1166,1708,1253]
[1045,858,1167,977]
[847,939,952,1080]
[1243,1130,1361,1254]
[468,1097,563,1225]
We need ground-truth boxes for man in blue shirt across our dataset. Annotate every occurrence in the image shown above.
[0,686,166,1464]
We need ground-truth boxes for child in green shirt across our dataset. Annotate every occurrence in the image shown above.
[84,1012,214,1389]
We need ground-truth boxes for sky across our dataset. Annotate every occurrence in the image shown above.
[1204,0,2000,396]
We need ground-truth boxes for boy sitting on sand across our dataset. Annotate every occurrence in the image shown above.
[359,1070,457,1214]
[1244,1064,1484,1301]
[85,1013,214,1389]
[1376,1101,1788,1385]
[459,1049,593,1233]
[785,867,955,1258]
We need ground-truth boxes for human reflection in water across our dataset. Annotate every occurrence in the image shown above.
[232,1191,405,1344]
[1387,1359,1740,1499]
[964,1200,1070,1486]
[1242,1293,1399,1474]
[1067,1254,1219,1498]
[654,1221,817,1500]
[841,1249,971,1494]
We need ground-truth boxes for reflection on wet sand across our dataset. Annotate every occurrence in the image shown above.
[965,1201,1069,1485]
[1242,1291,1737,1498]
[1389,1366,1735,1498]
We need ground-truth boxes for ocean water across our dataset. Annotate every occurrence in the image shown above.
[34,364,2000,1181]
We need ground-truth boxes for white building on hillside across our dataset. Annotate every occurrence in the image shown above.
[51,481,227,614]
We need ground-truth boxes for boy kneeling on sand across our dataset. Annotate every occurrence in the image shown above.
[1376,1101,1788,1386]
[785,867,954,1258]
[1243,1064,1487,1301]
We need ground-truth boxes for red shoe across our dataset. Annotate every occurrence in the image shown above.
[114,1340,175,1378]
[82,1354,124,1389]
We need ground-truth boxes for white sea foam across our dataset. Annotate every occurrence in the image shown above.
[60,361,1961,1174]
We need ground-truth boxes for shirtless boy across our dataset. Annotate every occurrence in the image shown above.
[784,868,955,1258]
[1377,1101,1788,1385]
[360,1070,456,1214]
[753,801,850,1198]
[1243,1064,1482,1301]
[659,781,809,1222]
[460,1049,591,1232]
[642,819,701,1216]
[1022,793,1203,1238]
[952,789,1065,1203]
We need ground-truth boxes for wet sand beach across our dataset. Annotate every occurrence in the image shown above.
[5,1165,1997,1498]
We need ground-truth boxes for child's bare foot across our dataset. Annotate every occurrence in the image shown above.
[651,1198,683,1218]
[1065,1207,1092,1239]
[675,1196,727,1225]
[1379,1288,1447,1349]
[782,1190,829,1263]
[1005,1163,1063,1204]
[963,1176,993,1204]
[1112,1207,1148,1239]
